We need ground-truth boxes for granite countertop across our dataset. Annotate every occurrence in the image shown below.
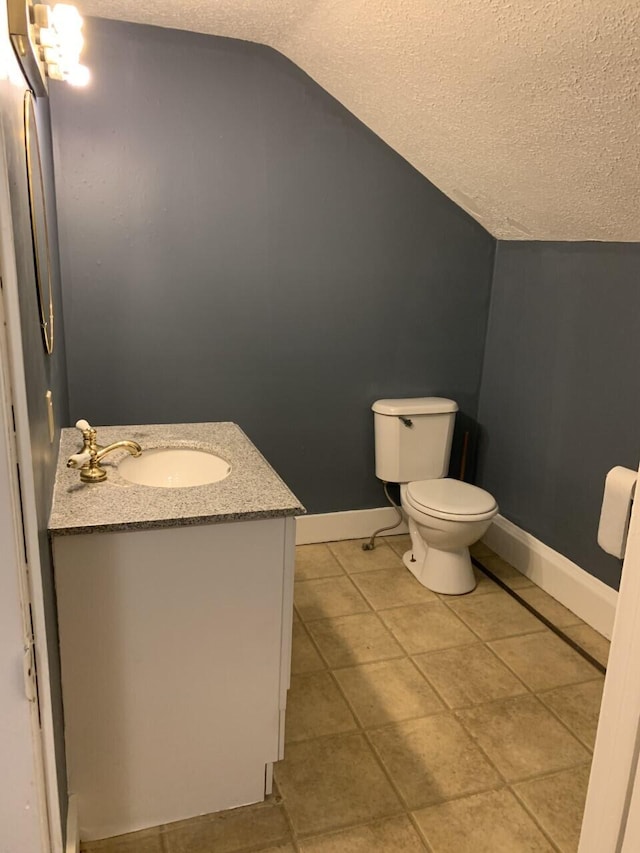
[49,422,305,536]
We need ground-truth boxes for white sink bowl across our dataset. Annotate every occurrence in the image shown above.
[118,448,231,488]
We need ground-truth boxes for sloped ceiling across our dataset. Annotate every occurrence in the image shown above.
[79,1,640,240]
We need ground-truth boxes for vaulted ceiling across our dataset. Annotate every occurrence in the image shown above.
[80,1,640,241]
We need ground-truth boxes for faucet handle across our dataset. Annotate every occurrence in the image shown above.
[75,419,92,432]
[67,450,92,469]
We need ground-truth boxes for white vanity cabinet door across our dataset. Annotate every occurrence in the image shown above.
[53,517,294,841]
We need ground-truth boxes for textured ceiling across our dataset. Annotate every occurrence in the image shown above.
[79,1,640,240]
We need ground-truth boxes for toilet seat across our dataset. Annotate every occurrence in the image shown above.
[405,478,497,523]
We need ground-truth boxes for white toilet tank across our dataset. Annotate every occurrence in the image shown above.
[372,397,458,483]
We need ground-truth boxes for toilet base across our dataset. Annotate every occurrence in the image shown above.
[403,545,476,595]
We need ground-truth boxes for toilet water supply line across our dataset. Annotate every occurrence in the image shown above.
[362,482,403,551]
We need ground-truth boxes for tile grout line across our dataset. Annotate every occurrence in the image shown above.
[402,807,436,852]
[509,783,568,853]
[480,634,604,724]
[273,782,302,853]
[510,756,594,788]
[294,573,373,622]
[471,556,607,674]
[281,701,410,844]
[485,637,602,686]
[297,609,406,670]
[477,644,602,752]
[436,586,549,644]
[352,569,493,657]
[292,813,434,851]
[162,802,298,853]
[290,610,331,674]
[452,690,593,780]
[509,788,565,853]
[476,638,539,695]
[532,697,597,757]
[375,589,555,656]
[443,710,569,853]
[408,644,534,710]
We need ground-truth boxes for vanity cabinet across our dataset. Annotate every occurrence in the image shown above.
[52,516,295,840]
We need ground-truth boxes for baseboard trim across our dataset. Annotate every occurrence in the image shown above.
[296,507,408,545]
[483,515,618,638]
[65,794,79,853]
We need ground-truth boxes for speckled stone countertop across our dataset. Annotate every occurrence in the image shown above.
[49,422,305,536]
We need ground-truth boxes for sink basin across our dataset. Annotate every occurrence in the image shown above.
[118,448,231,488]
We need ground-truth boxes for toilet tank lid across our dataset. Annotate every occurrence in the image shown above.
[372,397,458,416]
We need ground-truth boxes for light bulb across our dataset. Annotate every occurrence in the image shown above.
[32,4,52,28]
[46,63,65,81]
[42,4,91,89]
[36,27,58,48]
[66,64,90,87]
[51,4,83,32]
[59,31,84,57]
[43,46,60,64]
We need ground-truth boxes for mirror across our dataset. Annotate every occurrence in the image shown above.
[24,90,54,354]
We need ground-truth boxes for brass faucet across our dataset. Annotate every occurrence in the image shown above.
[67,419,142,483]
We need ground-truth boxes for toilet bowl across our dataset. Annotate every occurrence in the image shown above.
[400,479,498,594]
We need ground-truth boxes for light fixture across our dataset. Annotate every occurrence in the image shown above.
[8,0,90,96]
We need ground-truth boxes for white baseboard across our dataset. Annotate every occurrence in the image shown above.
[483,514,618,639]
[296,507,408,545]
[65,795,79,853]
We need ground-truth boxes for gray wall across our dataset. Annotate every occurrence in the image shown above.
[0,79,69,830]
[477,242,640,590]
[49,18,495,513]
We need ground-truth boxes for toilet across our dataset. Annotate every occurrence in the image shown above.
[372,397,498,594]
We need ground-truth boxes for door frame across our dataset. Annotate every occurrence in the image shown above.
[580,461,640,851]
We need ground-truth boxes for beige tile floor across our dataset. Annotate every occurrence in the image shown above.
[81,538,609,853]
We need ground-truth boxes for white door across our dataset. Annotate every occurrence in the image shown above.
[0,262,49,851]
[579,461,640,851]
[0,119,62,851]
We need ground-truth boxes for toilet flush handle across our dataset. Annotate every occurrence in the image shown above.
[399,416,413,428]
